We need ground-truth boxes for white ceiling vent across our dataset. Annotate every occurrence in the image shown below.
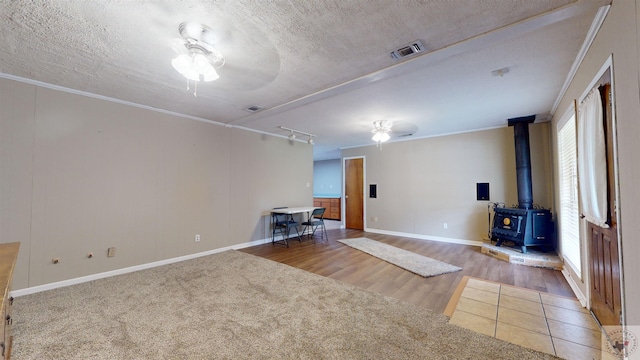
[390,40,425,60]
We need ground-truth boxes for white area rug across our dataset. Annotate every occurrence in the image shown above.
[338,237,462,277]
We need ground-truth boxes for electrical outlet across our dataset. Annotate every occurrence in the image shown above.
[107,247,116,257]
[443,223,448,229]
[195,234,201,242]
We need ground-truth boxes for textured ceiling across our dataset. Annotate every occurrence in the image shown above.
[0,0,610,160]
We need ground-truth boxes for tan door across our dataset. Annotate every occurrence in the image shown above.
[588,82,622,326]
[344,158,364,230]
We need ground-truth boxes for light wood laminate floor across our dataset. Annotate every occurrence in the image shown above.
[239,227,575,314]
[240,228,610,359]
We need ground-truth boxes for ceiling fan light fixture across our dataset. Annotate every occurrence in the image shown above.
[372,131,390,143]
[171,53,219,82]
[372,120,393,148]
[172,22,224,95]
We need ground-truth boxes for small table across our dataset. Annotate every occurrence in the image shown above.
[271,207,319,246]
[271,206,319,216]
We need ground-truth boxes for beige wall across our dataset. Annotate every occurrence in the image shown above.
[551,1,640,325]
[0,78,313,290]
[3,1,639,327]
[342,123,553,243]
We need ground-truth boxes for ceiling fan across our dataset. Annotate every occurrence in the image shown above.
[168,20,281,93]
[371,120,419,148]
[388,121,419,138]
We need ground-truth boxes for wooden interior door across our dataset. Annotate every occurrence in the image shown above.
[589,223,621,325]
[588,81,622,326]
[344,158,363,230]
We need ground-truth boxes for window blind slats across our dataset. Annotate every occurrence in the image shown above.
[558,115,581,277]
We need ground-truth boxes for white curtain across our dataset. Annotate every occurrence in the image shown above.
[577,88,608,228]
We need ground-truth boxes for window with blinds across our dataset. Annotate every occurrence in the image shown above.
[558,110,581,278]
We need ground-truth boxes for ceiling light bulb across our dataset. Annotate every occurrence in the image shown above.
[289,133,296,141]
[308,137,314,145]
[172,54,199,81]
[372,131,390,143]
[201,67,219,81]
[192,54,211,72]
[172,52,220,82]
[171,54,192,75]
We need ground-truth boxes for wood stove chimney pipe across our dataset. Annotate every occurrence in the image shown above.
[508,115,536,210]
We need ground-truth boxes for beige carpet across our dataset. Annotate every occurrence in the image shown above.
[338,237,462,277]
[12,250,558,359]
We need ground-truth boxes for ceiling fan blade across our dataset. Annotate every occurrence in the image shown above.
[390,122,419,138]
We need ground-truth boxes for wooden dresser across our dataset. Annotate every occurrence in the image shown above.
[313,197,341,220]
[0,243,19,360]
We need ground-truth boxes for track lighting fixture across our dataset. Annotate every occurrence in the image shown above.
[279,126,316,145]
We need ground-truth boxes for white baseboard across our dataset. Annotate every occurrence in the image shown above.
[561,267,587,307]
[364,228,483,247]
[10,238,270,298]
[8,232,482,298]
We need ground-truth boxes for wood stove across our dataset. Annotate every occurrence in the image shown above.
[491,116,553,253]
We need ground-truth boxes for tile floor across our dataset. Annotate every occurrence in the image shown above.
[445,276,618,360]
